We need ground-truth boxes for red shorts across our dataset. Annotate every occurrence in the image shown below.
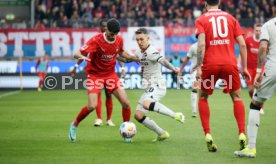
[37,72,46,79]
[86,73,123,95]
[246,68,264,87]
[200,65,241,95]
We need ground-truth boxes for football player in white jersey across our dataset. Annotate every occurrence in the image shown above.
[133,28,185,142]
[235,0,276,158]
[179,42,199,117]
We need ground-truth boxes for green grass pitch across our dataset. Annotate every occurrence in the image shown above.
[0,89,276,164]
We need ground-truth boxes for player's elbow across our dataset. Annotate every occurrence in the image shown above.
[73,51,82,59]
[259,43,267,52]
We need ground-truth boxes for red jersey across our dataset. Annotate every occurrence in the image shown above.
[245,36,260,69]
[195,9,244,66]
[80,33,124,76]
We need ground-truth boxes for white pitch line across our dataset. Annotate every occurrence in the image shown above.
[0,90,20,99]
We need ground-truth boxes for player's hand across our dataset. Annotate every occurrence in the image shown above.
[241,68,251,83]
[79,55,91,62]
[173,67,180,74]
[254,72,262,89]
[70,67,77,77]
[195,67,202,80]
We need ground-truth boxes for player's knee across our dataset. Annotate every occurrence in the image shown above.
[135,112,146,123]
[134,111,143,120]
[142,100,152,110]
[121,100,130,109]
[87,104,97,110]
[230,90,241,101]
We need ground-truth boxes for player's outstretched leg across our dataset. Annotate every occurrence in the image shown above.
[69,93,97,142]
[135,110,169,142]
[143,100,185,123]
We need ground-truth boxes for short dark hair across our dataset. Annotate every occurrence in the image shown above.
[205,0,219,5]
[99,18,108,26]
[274,0,276,6]
[107,18,120,33]
[135,28,148,35]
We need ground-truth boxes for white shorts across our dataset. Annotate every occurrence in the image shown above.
[136,83,166,113]
[253,68,276,103]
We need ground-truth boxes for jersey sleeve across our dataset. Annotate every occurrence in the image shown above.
[260,23,269,42]
[148,51,164,62]
[233,18,244,37]
[195,17,205,37]
[79,37,98,55]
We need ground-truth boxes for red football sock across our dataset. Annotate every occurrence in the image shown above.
[74,106,91,127]
[198,99,211,135]
[233,100,246,134]
[106,96,113,120]
[95,94,102,120]
[122,107,131,122]
[39,79,43,88]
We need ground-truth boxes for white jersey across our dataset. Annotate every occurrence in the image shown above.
[187,42,198,72]
[135,45,165,86]
[260,18,276,68]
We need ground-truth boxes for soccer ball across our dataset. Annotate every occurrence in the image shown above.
[119,122,137,138]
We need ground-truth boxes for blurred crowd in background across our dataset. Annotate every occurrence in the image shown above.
[0,0,274,29]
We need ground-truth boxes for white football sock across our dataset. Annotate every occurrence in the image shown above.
[191,92,198,113]
[247,109,260,149]
[142,117,165,135]
[153,102,176,118]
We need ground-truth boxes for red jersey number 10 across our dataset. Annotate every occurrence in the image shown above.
[209,16,228,38]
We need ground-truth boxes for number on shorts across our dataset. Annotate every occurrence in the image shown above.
[148,87,154,92]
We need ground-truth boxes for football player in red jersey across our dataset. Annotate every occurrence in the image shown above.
[68,19,140,142]
[245,24,265,114]
[194,0,251,152]
[70,19,126,126]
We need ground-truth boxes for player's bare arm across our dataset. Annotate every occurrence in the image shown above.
[178,56,190,76]
[120,51,140,62]
[73,50,90,61]
[195,33,205,79]
[254,40,268,88]
[236,35,251,82]
[70,59,84,77]
[116,55,133,63]
[159,58,179,73]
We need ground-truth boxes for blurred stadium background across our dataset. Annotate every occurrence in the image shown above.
[0,0,274,89]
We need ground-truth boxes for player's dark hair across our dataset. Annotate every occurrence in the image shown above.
[135,28,148,35]
[254,23,262,27]
[205,0,219,5]
[107,18,120,33]
[274,0,276,6]
[99,18,108,26]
